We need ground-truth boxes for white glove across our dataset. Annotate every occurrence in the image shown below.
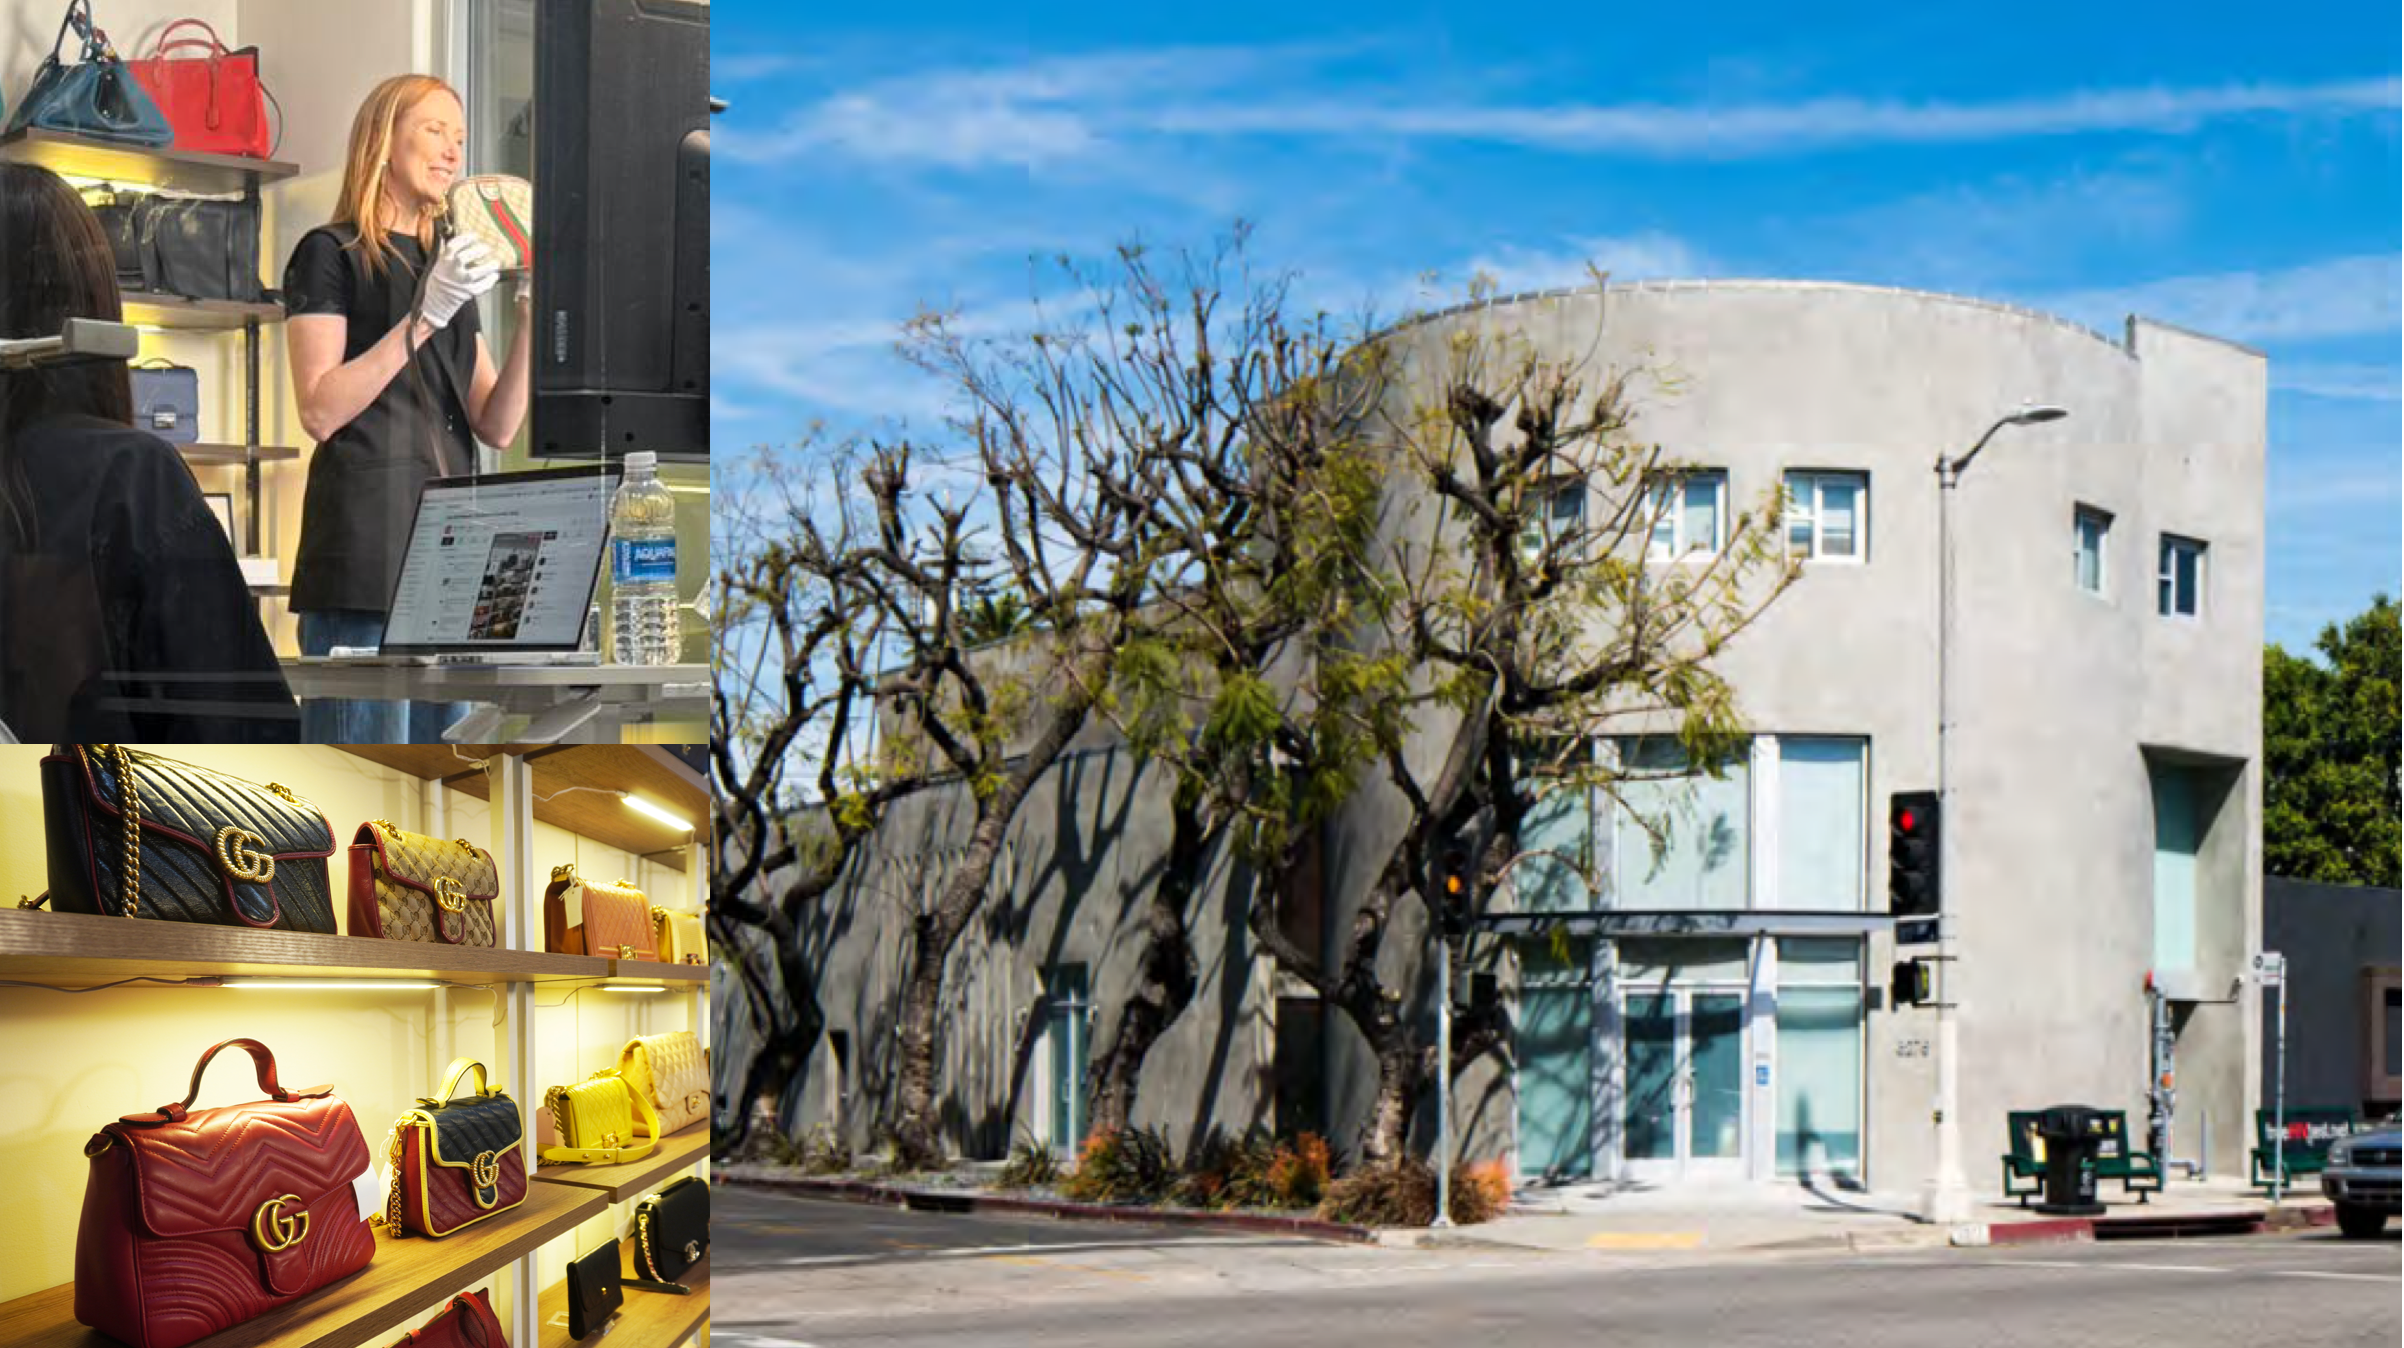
[420,234,499,329]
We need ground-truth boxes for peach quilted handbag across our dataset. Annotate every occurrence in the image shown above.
[349,821,499,945]
[617,1030,709,1137]
[543,866,655,960]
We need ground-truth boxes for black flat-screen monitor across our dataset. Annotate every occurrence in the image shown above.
[532,0,709,461]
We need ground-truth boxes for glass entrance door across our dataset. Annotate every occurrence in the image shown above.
[1621,989,1747,1181]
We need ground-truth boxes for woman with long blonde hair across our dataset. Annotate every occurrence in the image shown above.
[283,73,533,742]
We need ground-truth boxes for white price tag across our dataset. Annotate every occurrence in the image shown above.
[351,1163,382,1221]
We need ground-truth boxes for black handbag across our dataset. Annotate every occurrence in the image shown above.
[82,186,152,290]
[130,359,199,443]
[39,744,337,931]
[139,195,265,303]
[565,1239,623,1340]
[634,1176,709,1282]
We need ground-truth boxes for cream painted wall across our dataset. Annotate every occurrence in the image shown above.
[0,743,706,1329]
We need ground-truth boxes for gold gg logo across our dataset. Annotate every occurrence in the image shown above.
[215,827,276,884]
[252,1194,308,1252]
[470,1150,502,1194]
[433,877,468,913]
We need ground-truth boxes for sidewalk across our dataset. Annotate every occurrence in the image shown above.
[1404,1174,2336,1255]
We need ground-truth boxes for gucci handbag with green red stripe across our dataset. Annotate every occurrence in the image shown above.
[445,174,531,272]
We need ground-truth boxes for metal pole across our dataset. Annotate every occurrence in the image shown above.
[1924,456,1971,1224]
[1433,937,1454,1228]
[2273,976,2287,1202]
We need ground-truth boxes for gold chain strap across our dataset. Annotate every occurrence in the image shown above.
[369,1124,406,1235]
[637,1203,664,1280]
[545,1085,572,1148]
[98,745,141,918]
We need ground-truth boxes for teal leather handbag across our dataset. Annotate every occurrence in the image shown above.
[4,0,174,148]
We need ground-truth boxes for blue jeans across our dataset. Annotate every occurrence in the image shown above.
[298,610,470,743]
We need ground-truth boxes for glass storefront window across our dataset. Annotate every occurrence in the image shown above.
[1614,938,1749,986]
[1777,737,1865,910]
[1775,986,1863,1176]
[1612,737,1750,911]
[1776,937,1863,984]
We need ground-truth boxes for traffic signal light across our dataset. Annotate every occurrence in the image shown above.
[1890,957,1934,1008]
[1435,844,1472,938]
[1888,791,1942,919]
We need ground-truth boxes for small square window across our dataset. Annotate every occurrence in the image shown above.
[2157,535,2207,618]
[2074,507,2112,596]
[1521,479,1587,566]
[1785,471,1868,562]
[1648,471,1727,561]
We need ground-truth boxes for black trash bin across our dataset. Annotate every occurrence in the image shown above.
[2033,1104,2108,1216]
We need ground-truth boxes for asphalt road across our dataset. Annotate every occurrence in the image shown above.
[712,1185,2402,1348]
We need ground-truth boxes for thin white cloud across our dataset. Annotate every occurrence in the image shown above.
[1462,232,1716,292]
[2271,361,2404,401]
[725,48,2401,169]
[2040,255,2403,343]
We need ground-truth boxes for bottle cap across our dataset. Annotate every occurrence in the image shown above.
[624,450,658,471]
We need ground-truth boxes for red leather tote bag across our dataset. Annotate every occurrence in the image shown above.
[125,18,278,157]
[74,1039,376,1348]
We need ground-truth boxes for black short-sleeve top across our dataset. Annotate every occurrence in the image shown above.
[281,224,482,615]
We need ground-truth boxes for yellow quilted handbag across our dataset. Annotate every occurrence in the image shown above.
[349,821,499,945]
[652,906,705,964]
[539,1070,659,1165]
[618,1030,709,1137]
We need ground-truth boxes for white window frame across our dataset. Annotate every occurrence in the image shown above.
[2073,505,2112,598]
[1522,478,1588,567]
[1647,471,1728,562]
[2157,534,2207,619]
[1783,471,1868,564]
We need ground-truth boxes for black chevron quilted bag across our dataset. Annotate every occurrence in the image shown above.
[38,744,337,932]
[382,1058,527,1239]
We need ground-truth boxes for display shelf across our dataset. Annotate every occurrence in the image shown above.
[337,746,706,869]
[0,1180,605,1348]
[0,907,613,988]
[535,1241,710,1348]
[609,956,709,984]
[533,1124,711,1202]
[122,293,286,331]
[180,442,302,465]
[0,127,300,194]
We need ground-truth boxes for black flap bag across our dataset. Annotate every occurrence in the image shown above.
[566,1239,622,1340]
[634,1176,709,1282]
[40,744,336,931]
[130,359,199,443]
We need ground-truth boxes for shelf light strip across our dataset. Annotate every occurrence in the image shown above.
[621,793,694,831]
[600,984,670,994]
[221,980,443,990]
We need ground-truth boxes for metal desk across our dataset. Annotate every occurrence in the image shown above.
[281,660,707,743]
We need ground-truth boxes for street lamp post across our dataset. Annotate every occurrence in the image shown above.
[1924,402,2068,1226]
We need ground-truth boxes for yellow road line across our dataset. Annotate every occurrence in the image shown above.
[1585,1232,1705,1250]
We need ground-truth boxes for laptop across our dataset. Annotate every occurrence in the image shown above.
[342,465,624,665]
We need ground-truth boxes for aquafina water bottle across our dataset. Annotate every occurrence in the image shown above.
[608,451,679,665]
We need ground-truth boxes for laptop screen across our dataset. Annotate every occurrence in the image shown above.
[380,467,621,655]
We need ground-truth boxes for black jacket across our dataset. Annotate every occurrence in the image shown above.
[0,414,295,741]
[283,224,482,614]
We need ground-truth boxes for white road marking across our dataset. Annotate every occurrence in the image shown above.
[772,1234,1296,1267]
[2272,1270,2401,1283]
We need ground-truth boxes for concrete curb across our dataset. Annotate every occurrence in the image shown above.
[723,1168,1377,1244]
[1956,1201,2335,1247]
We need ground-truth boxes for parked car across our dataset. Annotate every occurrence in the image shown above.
[2322,1127,2400,1238]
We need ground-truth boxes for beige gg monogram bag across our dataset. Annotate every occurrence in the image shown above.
[347,821,499,945]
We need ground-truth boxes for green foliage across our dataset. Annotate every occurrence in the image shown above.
[1175,1131,1337,1210]
[798,1123,853,1176]
[1203,673,1282,755]
[2265,595,2401,887]
[997,1133,1063,1189]
[961,590,1036,645]
[1060,1126,1179,1204]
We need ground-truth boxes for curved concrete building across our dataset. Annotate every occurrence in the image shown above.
[1344,280,2266,1192]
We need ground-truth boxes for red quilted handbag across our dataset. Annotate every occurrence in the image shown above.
[386,1287,506,1347]
[124,18,279,158]
[382,1058,528,1238]
[74,1039,376,1348]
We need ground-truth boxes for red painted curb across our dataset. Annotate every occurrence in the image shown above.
[1986,1217,2095,1244]
[724,1170,1376,1244]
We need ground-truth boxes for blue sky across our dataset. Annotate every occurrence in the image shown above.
[711,1,2401,652]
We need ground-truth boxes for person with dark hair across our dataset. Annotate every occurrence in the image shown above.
[0,162,295,741]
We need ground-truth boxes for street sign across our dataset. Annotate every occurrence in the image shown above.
[1897,918,1941,947]
[2252,951,2286,986]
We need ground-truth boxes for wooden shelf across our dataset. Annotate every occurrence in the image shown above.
[609,957,708,985]
[0,907,613,987]
[123,293,284,331]
[0,1180,605,1348]
[338,746,706,870]
[536,1239,709,1348]
[180,442,302,465]
[0,127,298,195]
[533,1124,711,1202]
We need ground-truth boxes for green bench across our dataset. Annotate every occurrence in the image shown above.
[2001,1109,2163,1206]
[2249,1108,2361,1190]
